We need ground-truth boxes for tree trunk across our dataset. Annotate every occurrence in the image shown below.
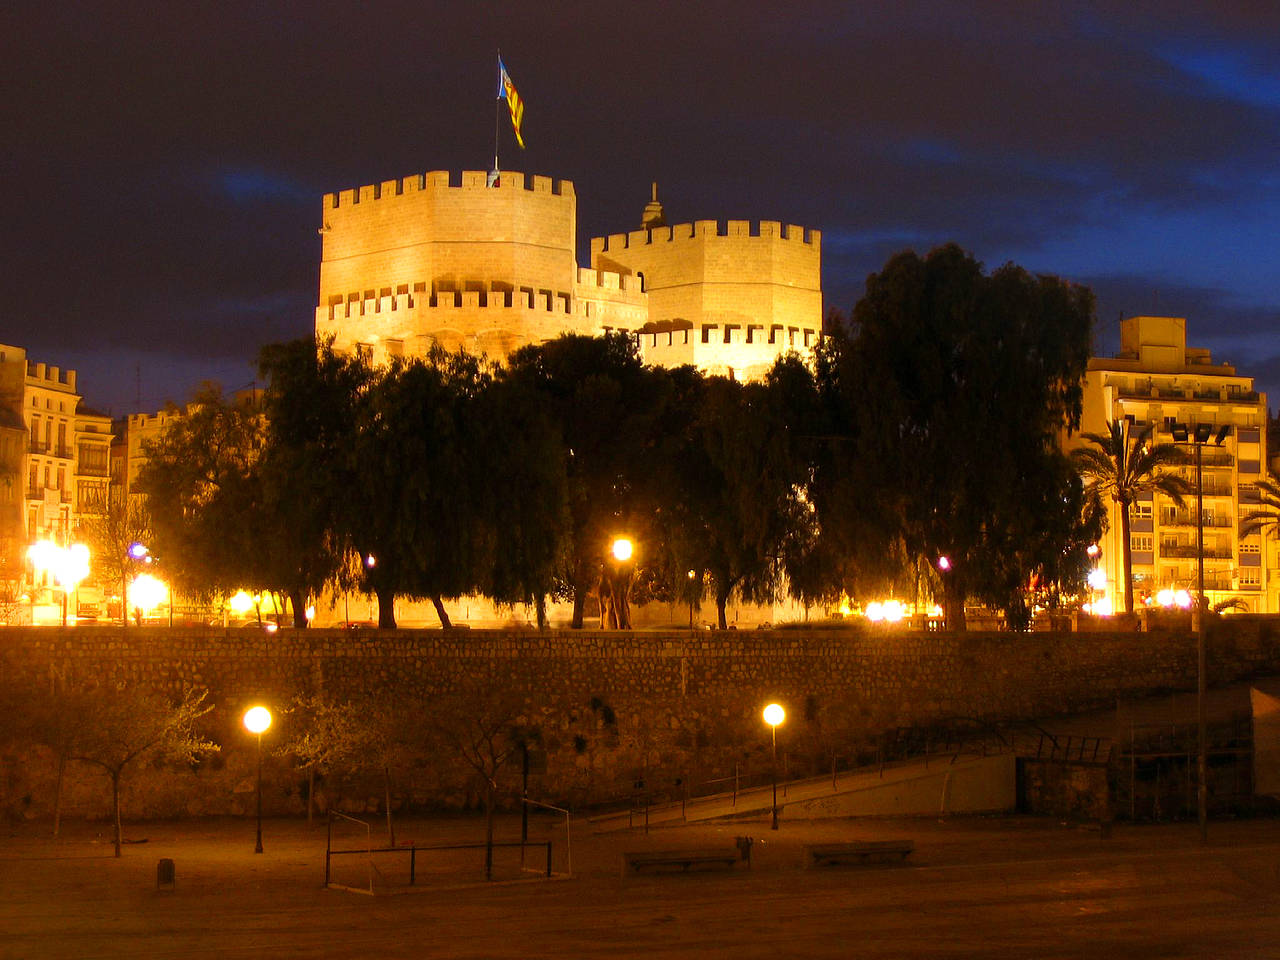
[53,751,66,838]
[375,586,397,629]
[535,594,548,630]
[943,576,967,632]
[307,765,315,826]
[383,765,395,846]
[111,769,123,858]
[289,588,308,628]
[431,595,452,629]
[716,591,729,630]
[483,783,495,881]
[570,587,585,629]
[1119,496,1134,615]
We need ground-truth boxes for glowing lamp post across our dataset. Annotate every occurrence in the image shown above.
[1170,419,1231,844]
[763,703,785,830]
[243,705,272,853]
[129,573,167,625]
[611,538,633,563]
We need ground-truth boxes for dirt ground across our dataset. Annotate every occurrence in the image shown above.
[5,811,1280,959]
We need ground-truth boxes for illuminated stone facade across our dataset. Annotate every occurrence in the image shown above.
[1076,316,1273,613]
[315,171,822,379]
[0,345,113,613]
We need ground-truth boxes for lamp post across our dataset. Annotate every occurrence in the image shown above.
[763,703,785,830]
[1169,419,1230,843]
[243,705,272,853]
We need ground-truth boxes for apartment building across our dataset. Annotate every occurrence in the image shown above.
[1077,316,1272,613]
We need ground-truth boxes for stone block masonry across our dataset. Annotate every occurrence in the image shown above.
[2,621,1278,821]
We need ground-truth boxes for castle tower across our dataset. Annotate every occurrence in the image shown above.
[590,210,822,381]
[315,170,643,363]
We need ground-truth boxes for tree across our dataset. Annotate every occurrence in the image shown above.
[504,334,677,628]
[1241,477,1280,540]
[475,372,570,627]
[1071,419,1192,615]
[818,244,1095,628]
[77,490,152,626]
[135,385,268,604]
[663,362,815,629]
[282,693,416,843]
[434,684,539,880]
[66,685,217,856]
[341,350,492,628]
[256,339,363,626]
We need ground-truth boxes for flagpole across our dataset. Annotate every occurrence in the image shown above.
[493,52,501,181]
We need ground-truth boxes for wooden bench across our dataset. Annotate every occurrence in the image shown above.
[622,846,743,877]
[803,839,914,868]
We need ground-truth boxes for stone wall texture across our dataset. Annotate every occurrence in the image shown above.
[3,619,1278,823]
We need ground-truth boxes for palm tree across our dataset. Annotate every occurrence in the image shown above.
[1241,477,1280,539]
[1070,420,1192,615]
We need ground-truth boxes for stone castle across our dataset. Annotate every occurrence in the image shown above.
[314,170,823,381]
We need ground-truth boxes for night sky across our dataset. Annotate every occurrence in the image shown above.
[6,1,1279,415]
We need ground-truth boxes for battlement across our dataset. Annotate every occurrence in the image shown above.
[25,360,76,393]
[575,267,641,293]
[592,219,819,255]
[324,170,574,209]
[323,283,577,321]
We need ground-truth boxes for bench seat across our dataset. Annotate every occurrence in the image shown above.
[622,848,741,877]
[803,839,914,868]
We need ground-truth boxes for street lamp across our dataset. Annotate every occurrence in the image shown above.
[1168,419,1230,844]
[763,703,785,830]
[243,705,272,853]
[605,537,634,629]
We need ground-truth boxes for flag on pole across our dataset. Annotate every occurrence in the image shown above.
[497,57,525,149]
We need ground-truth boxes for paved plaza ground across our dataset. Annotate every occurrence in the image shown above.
[5,811,1280,958]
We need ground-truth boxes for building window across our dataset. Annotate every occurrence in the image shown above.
[1134,502,1153,520]
[1240,541,1260,556]
[1132,535,1153,553]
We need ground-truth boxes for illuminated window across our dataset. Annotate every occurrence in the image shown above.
[1131,535,1153,553]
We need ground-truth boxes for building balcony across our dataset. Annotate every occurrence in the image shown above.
[1159,545,1234,560]
[76,463,110,478]
[29,440,48,454]
[51,445,73,460]
[1160,514,1232,529]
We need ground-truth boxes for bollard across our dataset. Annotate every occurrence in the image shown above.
[156,858,176,892]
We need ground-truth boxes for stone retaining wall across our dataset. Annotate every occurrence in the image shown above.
[2,619,1277,822]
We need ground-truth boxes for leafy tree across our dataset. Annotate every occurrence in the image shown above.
[136,385,267,604]
[504,334,676,628]
[282,693,416,843]
[1071,419,1191,615]
[475,372,570,627]
[820,244,1095,629]
[342,350,491,628]
[65,685,216,856]
[663,363,814,628]
[76,489,152,626]
[256,339,364,626]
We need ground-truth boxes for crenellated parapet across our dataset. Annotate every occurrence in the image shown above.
[322,169,573,210]
[591,218,819,256]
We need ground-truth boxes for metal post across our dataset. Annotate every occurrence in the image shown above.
[1196,439,1208,843]
[256,732,266,855]
[770,726,779,831]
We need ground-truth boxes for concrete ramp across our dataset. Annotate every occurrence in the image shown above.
[591,753,1016,830]
[779,754,1016,820]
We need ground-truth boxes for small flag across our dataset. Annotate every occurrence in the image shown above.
[498,57,525,149]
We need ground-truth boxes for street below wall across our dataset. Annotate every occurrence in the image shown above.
[5,813,1280,958]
